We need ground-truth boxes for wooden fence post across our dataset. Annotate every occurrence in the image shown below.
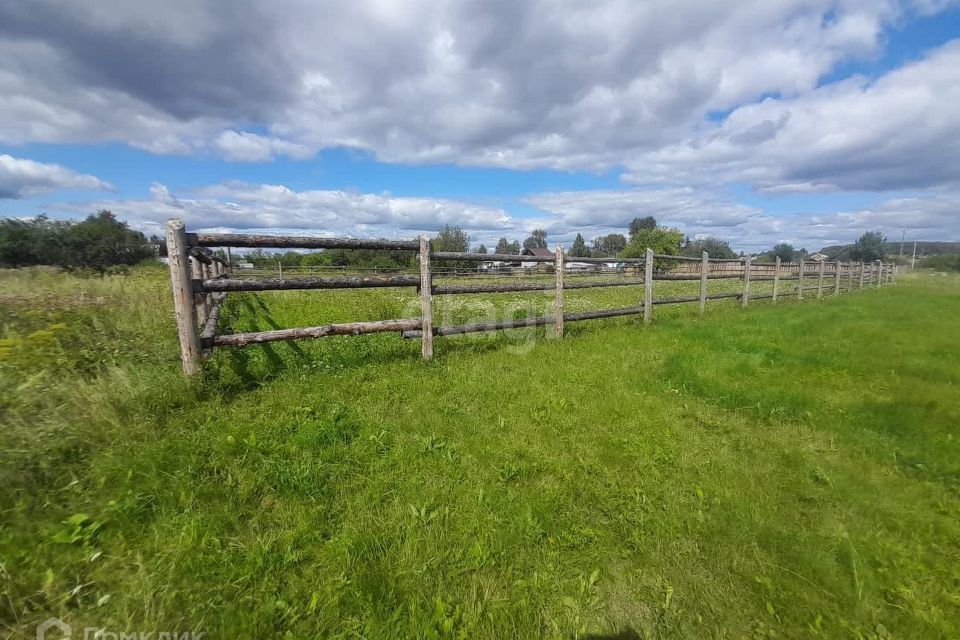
[834,261,841,294]
[875,261,882,287]
[554,245,565,338]
[797,256,805,301]
[772,256,781,302]
[699,250,708,315]
[859,261,865,290]
[848,261,854,291]
[816,259,824,299]
[741,256,752,308]
[189,256,207,327]
[226,247,233,275]
[419,235,434,360]
[643,248,653,324]
[165,219,201,376]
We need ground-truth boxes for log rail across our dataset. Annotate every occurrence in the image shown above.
[165,219,897,375]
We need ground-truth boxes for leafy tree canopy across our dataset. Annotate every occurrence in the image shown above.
[523,229,548,250]
[592,233,627,257]
[851,230,886,262]
[681,236,737,259]
[628,216,657,237]
[621,227,684,259]
[569,233,590,257]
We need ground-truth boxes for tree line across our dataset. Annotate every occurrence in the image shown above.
[0,211,155,272]
[0,210,897,273]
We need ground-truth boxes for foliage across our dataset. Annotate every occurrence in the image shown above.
[850,231,887,262]
[922,254,960,272]
[433,225,470,253]
[591,233,626,257]
[2,267,959,638]
[621,226,684,258]
[522,229,547,250]
[495,237,521,255]
[569,233,590,257]
[628,216,657,237]
[0,211,154,272]
[681,236,736,259]
[475,244,488,254]
[771,242,796,262]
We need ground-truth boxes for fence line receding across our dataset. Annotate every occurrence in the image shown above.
[165,219,898,375]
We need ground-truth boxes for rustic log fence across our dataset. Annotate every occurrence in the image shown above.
[165,219,898,375]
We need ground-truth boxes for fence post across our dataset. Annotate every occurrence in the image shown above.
[875,261,882,287]
[644,248,653,324]
[189,256,207,328]
[226,247,233,275]
[742,255,752,308]
[834,261,841,294]
[797,256,805,301]
[816,259,824,299]
[699,250,708,315]
[165,219,201,376]
[554,245,565,338]
[848,261,854,292]
[772,256,781,302]
[419,236,434,360]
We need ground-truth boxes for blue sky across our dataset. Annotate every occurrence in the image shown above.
[1,0,959,252]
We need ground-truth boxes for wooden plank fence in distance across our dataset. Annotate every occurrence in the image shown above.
[164,218,896,375]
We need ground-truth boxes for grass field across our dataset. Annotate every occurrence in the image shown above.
[1,267,958,638]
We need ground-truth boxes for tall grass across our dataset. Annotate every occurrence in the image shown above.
[1,267,957,638]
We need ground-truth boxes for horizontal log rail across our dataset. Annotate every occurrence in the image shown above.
[197,275,421,293]
[166,218,898,376]
[213,317,422,347]
[190,232,420,251]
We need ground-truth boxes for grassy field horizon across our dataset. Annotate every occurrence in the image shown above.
[2,268,958,638]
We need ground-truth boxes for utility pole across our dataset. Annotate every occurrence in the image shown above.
[911,242,917,269]
[899,230,905,256]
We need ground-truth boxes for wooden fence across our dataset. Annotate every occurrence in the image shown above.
[165,219,898,375]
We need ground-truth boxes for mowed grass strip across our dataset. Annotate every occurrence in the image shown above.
[1,269,958,638]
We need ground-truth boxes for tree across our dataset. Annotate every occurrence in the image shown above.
[432,225,470,253]
[772,243,796,262]
[592,233,627,257]
[621,227,684,259]
[628,216,657,238]
[569,233,590,257]
[523,229,548,250]
[475,244,488,254]
[680,236,736,259]
[850,231,886,262]
[495,237,520,255]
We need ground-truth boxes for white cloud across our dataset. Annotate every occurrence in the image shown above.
[0,154,111,199]
[0,0,920,169]
[624,40,960,193]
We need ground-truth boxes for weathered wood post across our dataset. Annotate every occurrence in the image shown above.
[419,235,434,360]
[816,259,824,299]
[848,261,854,291]
[797,256,805,301]
[858,261,865,290]
[554,245,565,338]
[834,261,841,294]
[698,250,708,315]
[643,248,653,324]
[189,256,207,327]
[875,260,882,287]
[741,255,752,308]
[226,247,233,275]
[165,219,201,376]
[772,256,781,302]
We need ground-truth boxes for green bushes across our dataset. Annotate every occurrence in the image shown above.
[0,210,154,271]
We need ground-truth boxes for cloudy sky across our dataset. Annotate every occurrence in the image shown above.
[1,0,958,251]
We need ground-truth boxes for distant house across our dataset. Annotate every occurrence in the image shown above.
[520,246,554,268]
[809,252,828,262]
[237,262,255,269]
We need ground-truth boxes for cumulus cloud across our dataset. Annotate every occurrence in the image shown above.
[624,40,960,192]
[0,0,916,169]
[60,181,517,242]
[58,179,959,253]
[0,154,111,199]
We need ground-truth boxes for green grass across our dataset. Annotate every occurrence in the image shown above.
[1,268,958,638]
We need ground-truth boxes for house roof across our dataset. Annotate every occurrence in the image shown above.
[520,247,553,257]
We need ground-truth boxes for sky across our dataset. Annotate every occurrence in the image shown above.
[1,0,959,253]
